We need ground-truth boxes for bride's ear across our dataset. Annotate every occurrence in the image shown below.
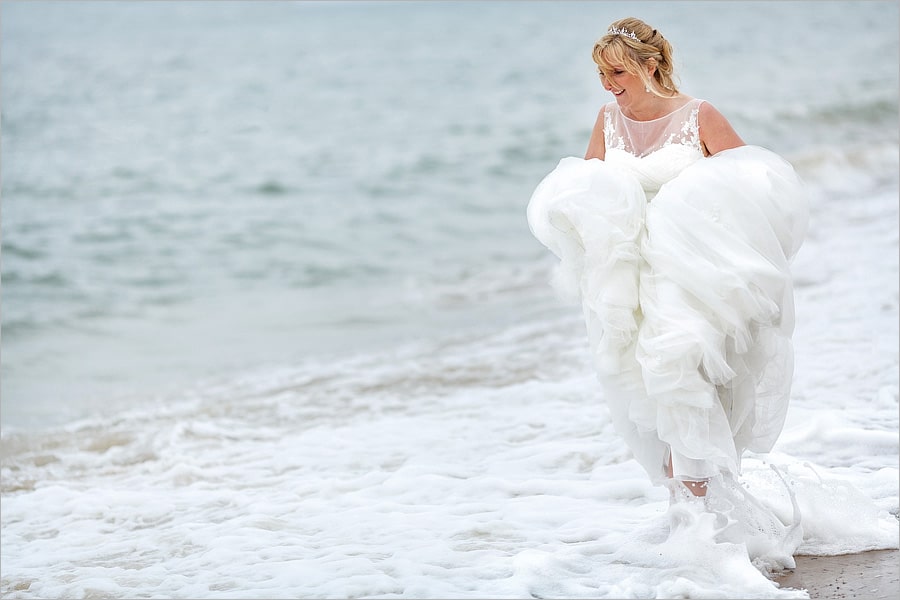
[644,57,658,78]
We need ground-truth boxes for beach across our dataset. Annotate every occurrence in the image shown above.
[776,550,899,599]
[2,2,898,598]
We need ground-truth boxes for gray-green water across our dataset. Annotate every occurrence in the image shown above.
[2,0,898,428]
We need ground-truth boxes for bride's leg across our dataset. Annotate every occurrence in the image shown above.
[683,479,708,497]
[666,451,709,497]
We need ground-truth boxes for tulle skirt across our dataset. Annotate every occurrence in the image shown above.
[527,146,809,483]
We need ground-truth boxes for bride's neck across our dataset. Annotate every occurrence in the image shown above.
[625,93,684,121]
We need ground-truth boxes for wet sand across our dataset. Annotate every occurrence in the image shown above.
[775,550,899,599]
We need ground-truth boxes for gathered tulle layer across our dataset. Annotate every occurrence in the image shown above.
[527,146,809,482]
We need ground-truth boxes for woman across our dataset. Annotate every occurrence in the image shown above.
[527,17,808,501]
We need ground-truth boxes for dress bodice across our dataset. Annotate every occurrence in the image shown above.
[603,99,705,199]
[604,98,704,157]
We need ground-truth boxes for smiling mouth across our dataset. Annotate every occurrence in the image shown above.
[613,89,624,96]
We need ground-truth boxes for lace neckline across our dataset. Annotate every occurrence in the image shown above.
[617,97,697,124]
[604,98,704,158]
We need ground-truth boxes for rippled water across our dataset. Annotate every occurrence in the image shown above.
[2,1,898,425]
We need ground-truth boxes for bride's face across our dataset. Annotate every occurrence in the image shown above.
[598,63,644,106]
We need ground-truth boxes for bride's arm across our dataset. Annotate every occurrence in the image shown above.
[584,106,606,160]
[698,102,745,156]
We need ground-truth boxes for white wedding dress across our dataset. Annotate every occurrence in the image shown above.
[527,99,809,484]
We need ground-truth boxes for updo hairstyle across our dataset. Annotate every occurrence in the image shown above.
[593,17,679,97]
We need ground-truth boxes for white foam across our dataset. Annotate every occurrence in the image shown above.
[2,304,897,598]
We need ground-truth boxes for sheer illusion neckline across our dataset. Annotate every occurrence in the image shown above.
[618,97,696,123]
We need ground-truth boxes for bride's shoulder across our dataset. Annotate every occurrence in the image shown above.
[697,100,740,123]
[696,101,746,155]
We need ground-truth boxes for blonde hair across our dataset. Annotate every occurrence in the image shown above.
[593,17,679,98]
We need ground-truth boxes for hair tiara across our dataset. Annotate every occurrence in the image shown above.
[607,26,641,42]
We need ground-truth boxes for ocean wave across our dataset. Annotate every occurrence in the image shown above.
[252,180,291,196]
[774,97,898,129]
[417,259,560,309]
[1,267,71,289]
[1,299,896,598]
[2,242,46,261]
[790,141,899,200]
[731,95,898,154]
[0,311,586,465]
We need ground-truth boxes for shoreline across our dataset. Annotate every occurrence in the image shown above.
[775,549,899,599]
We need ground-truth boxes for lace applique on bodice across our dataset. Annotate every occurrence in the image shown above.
[604,98,704,158]
[602,99,705,199]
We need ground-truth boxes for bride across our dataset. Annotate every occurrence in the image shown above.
[527,17,809,501]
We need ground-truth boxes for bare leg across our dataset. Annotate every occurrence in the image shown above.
[683,479,708,497]
[667,453,708,497]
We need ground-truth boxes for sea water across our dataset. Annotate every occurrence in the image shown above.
[1,1,898,598]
